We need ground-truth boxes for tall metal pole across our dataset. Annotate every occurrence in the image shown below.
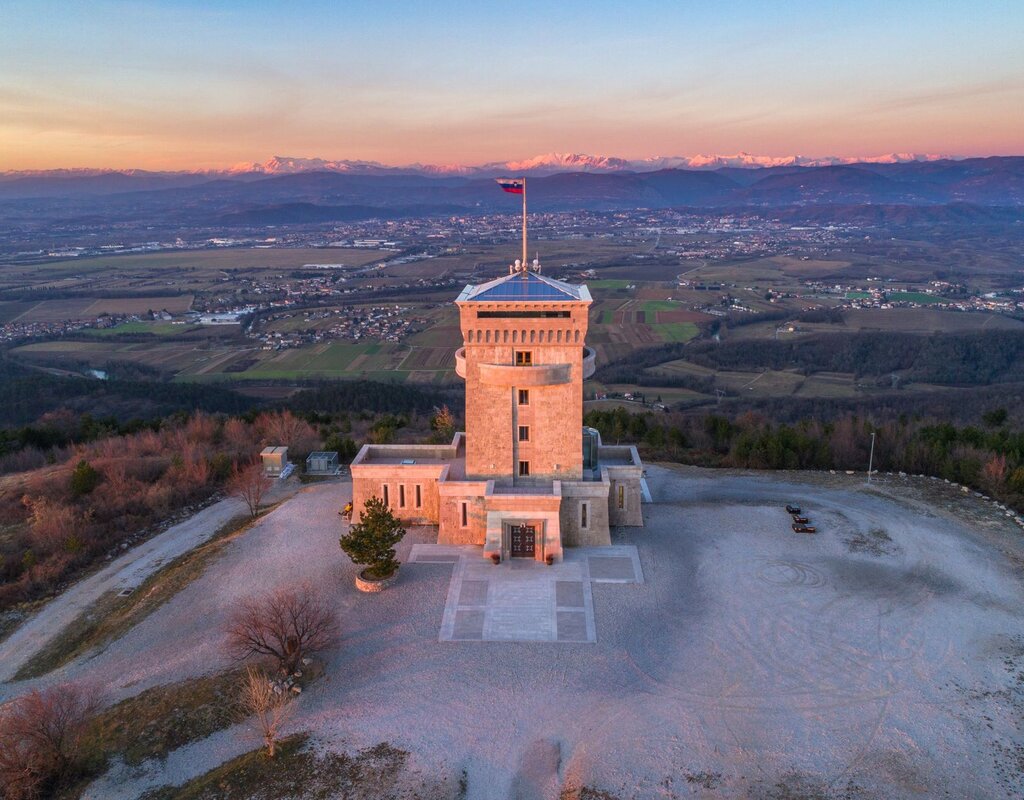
[521,177,528,270]
[867,431,876,482]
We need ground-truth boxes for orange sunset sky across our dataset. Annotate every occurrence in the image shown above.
[1,0,1022,171]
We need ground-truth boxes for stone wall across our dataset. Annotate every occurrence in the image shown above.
[607,468,644,527]
[559,480,612,546]
[351,464,447,526]
[437,481,490,545]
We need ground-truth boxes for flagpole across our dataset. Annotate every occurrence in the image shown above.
[521,177,527,270]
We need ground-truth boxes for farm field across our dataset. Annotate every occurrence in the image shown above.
[7,247,390,277]
[587,297,706,359]
[0,295,194,323]
[586,384,710,406]
[5,240,1022,410]
[12,340,250,376]
[637,357,882,402]
[887,291,945,304]
[725,307,1024,341]
[84,321,199,337]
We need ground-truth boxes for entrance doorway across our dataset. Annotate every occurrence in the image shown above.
[509,525,536,558]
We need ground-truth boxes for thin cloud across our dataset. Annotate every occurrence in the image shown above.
[866,78,1023,113]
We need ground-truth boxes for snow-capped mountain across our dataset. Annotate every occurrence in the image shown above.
[225,156,397,175]
[1,152,959,182]
[222,151,955,177]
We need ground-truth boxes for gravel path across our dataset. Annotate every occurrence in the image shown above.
[3,466,1023,799]
[0,478,300,686]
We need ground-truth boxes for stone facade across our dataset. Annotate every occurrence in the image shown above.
[349,265,644,561]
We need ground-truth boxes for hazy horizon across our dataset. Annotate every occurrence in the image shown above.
[2,0,1023,171]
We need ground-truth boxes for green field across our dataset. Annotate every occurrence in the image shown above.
[588,279,633,289]
[639,300,681,314]
[243,343,389,377]
[86,321,195,337]
[888,291,945,304]
[846,291,872,299]
[649,322,699,342]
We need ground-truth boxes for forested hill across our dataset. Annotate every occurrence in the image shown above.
[599,331,1024,387]
[0,359,254,427]
[286,380,461,416]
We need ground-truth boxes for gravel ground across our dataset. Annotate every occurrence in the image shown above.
[3,465,1023,799]
[0,477,300,690]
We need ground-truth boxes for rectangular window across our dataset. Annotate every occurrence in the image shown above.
[518,389,529,405]
[415,484,422,508]
[518,425,530,442]
[581,502,589,529]
[460,501,468,527]
[477,310,570,318]
[514,351,533,366]
[399,484,406,508]
[382,485,389,506]
[617,484,625,509]
[518,461,530,477]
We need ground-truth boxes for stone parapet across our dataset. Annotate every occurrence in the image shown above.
[478,361,571,386]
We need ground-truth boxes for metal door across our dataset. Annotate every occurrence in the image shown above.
[510,525,536,558]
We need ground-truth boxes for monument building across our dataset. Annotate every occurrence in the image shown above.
[350,179,645,561]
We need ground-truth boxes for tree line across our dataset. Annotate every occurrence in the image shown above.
[584,405,1024,513]
[597,330,1024,387]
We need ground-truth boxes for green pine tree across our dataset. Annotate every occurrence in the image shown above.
[340,496,406,580]
[69,460,101,497]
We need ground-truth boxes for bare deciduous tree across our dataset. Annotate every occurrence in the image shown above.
[257,411,319,455]
[237,666,293,758]
[228,460,272,518]
[0,683,100,800]
[226,583,338,674]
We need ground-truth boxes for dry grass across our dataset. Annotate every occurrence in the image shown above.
[138,735,413,800]
[89,669,247,767]
[13,509,277,681]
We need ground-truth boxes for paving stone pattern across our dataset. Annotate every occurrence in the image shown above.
[409,544,643,643]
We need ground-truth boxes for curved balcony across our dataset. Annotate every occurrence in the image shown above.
[583,346,596,379]
[479,361,571,386]
[455,346,596,385]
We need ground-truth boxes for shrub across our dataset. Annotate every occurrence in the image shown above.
[0,683,101,800]
[227,460,272,518]
[237,666,293,758]
[69,460,101,497]
[339,496,405,580]
[226,583,338,675]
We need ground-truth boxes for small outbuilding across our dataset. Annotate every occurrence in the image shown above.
[260,446,289,476]
[306,451,340,476]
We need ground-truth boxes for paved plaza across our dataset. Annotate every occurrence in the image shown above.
[408,544,644,642]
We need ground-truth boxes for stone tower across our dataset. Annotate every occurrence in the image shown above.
[455,262,595,483]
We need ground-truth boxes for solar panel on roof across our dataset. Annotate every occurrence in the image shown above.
[467,271,579,302]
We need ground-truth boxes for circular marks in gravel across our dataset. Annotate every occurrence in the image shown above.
[755,559,828,589]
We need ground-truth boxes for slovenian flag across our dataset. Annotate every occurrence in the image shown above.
[496,178,524,194]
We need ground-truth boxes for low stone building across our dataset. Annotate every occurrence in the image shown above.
[351,259,645,562]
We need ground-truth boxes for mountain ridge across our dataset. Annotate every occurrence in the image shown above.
[3,151,965,180]
[1,157,1021,210]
